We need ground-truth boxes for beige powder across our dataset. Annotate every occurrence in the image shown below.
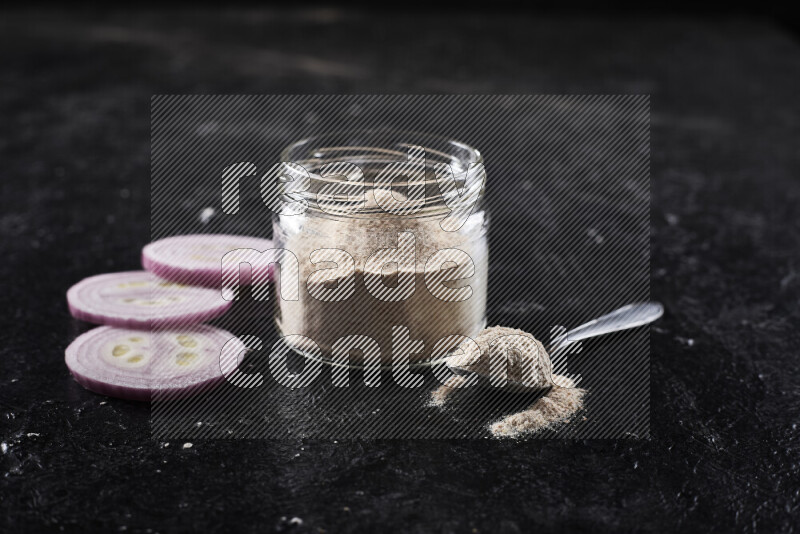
[275,195,488,366]
[444,326,552,387]
[431,326,586,437]
[428,375,469,407]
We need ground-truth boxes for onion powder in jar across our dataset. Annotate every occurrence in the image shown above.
[272,131,488,367]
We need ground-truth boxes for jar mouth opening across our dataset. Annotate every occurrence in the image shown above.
[281,128,482,168]
[280,129,484,218]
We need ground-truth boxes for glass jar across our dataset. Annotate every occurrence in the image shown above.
[272,130,488,367]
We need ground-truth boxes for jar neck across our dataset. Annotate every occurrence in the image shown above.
[282,152,485,220]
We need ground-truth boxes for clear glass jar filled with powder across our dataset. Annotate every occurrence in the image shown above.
[272,131,488,367]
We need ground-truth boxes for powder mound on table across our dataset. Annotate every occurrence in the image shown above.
[489,376,586,438]
[430,326,587,437]
[428,375,469,407]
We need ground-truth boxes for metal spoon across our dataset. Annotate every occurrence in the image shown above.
[446,302,664,387]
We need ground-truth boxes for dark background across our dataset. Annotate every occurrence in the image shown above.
[149,94,650,439]
[1,6,799,533]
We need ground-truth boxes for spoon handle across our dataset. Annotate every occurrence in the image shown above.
[550,302,664,352]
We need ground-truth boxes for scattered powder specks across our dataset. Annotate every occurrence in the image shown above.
[428,375,469,407]
[199,207,216,224]
[431,326,587,438]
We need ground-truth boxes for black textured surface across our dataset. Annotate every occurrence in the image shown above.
[1,9,799,533]
[147,94,649,439]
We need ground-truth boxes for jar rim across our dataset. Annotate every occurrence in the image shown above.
[278,129,485,219]
[280,128,483,167]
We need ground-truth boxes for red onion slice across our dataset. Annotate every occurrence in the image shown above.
[65,325,245,401]
[142,234,274,287]
[67,271,232,329]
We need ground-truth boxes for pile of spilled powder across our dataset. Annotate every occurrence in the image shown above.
[430,326,586,438]
[488,375,584,438]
